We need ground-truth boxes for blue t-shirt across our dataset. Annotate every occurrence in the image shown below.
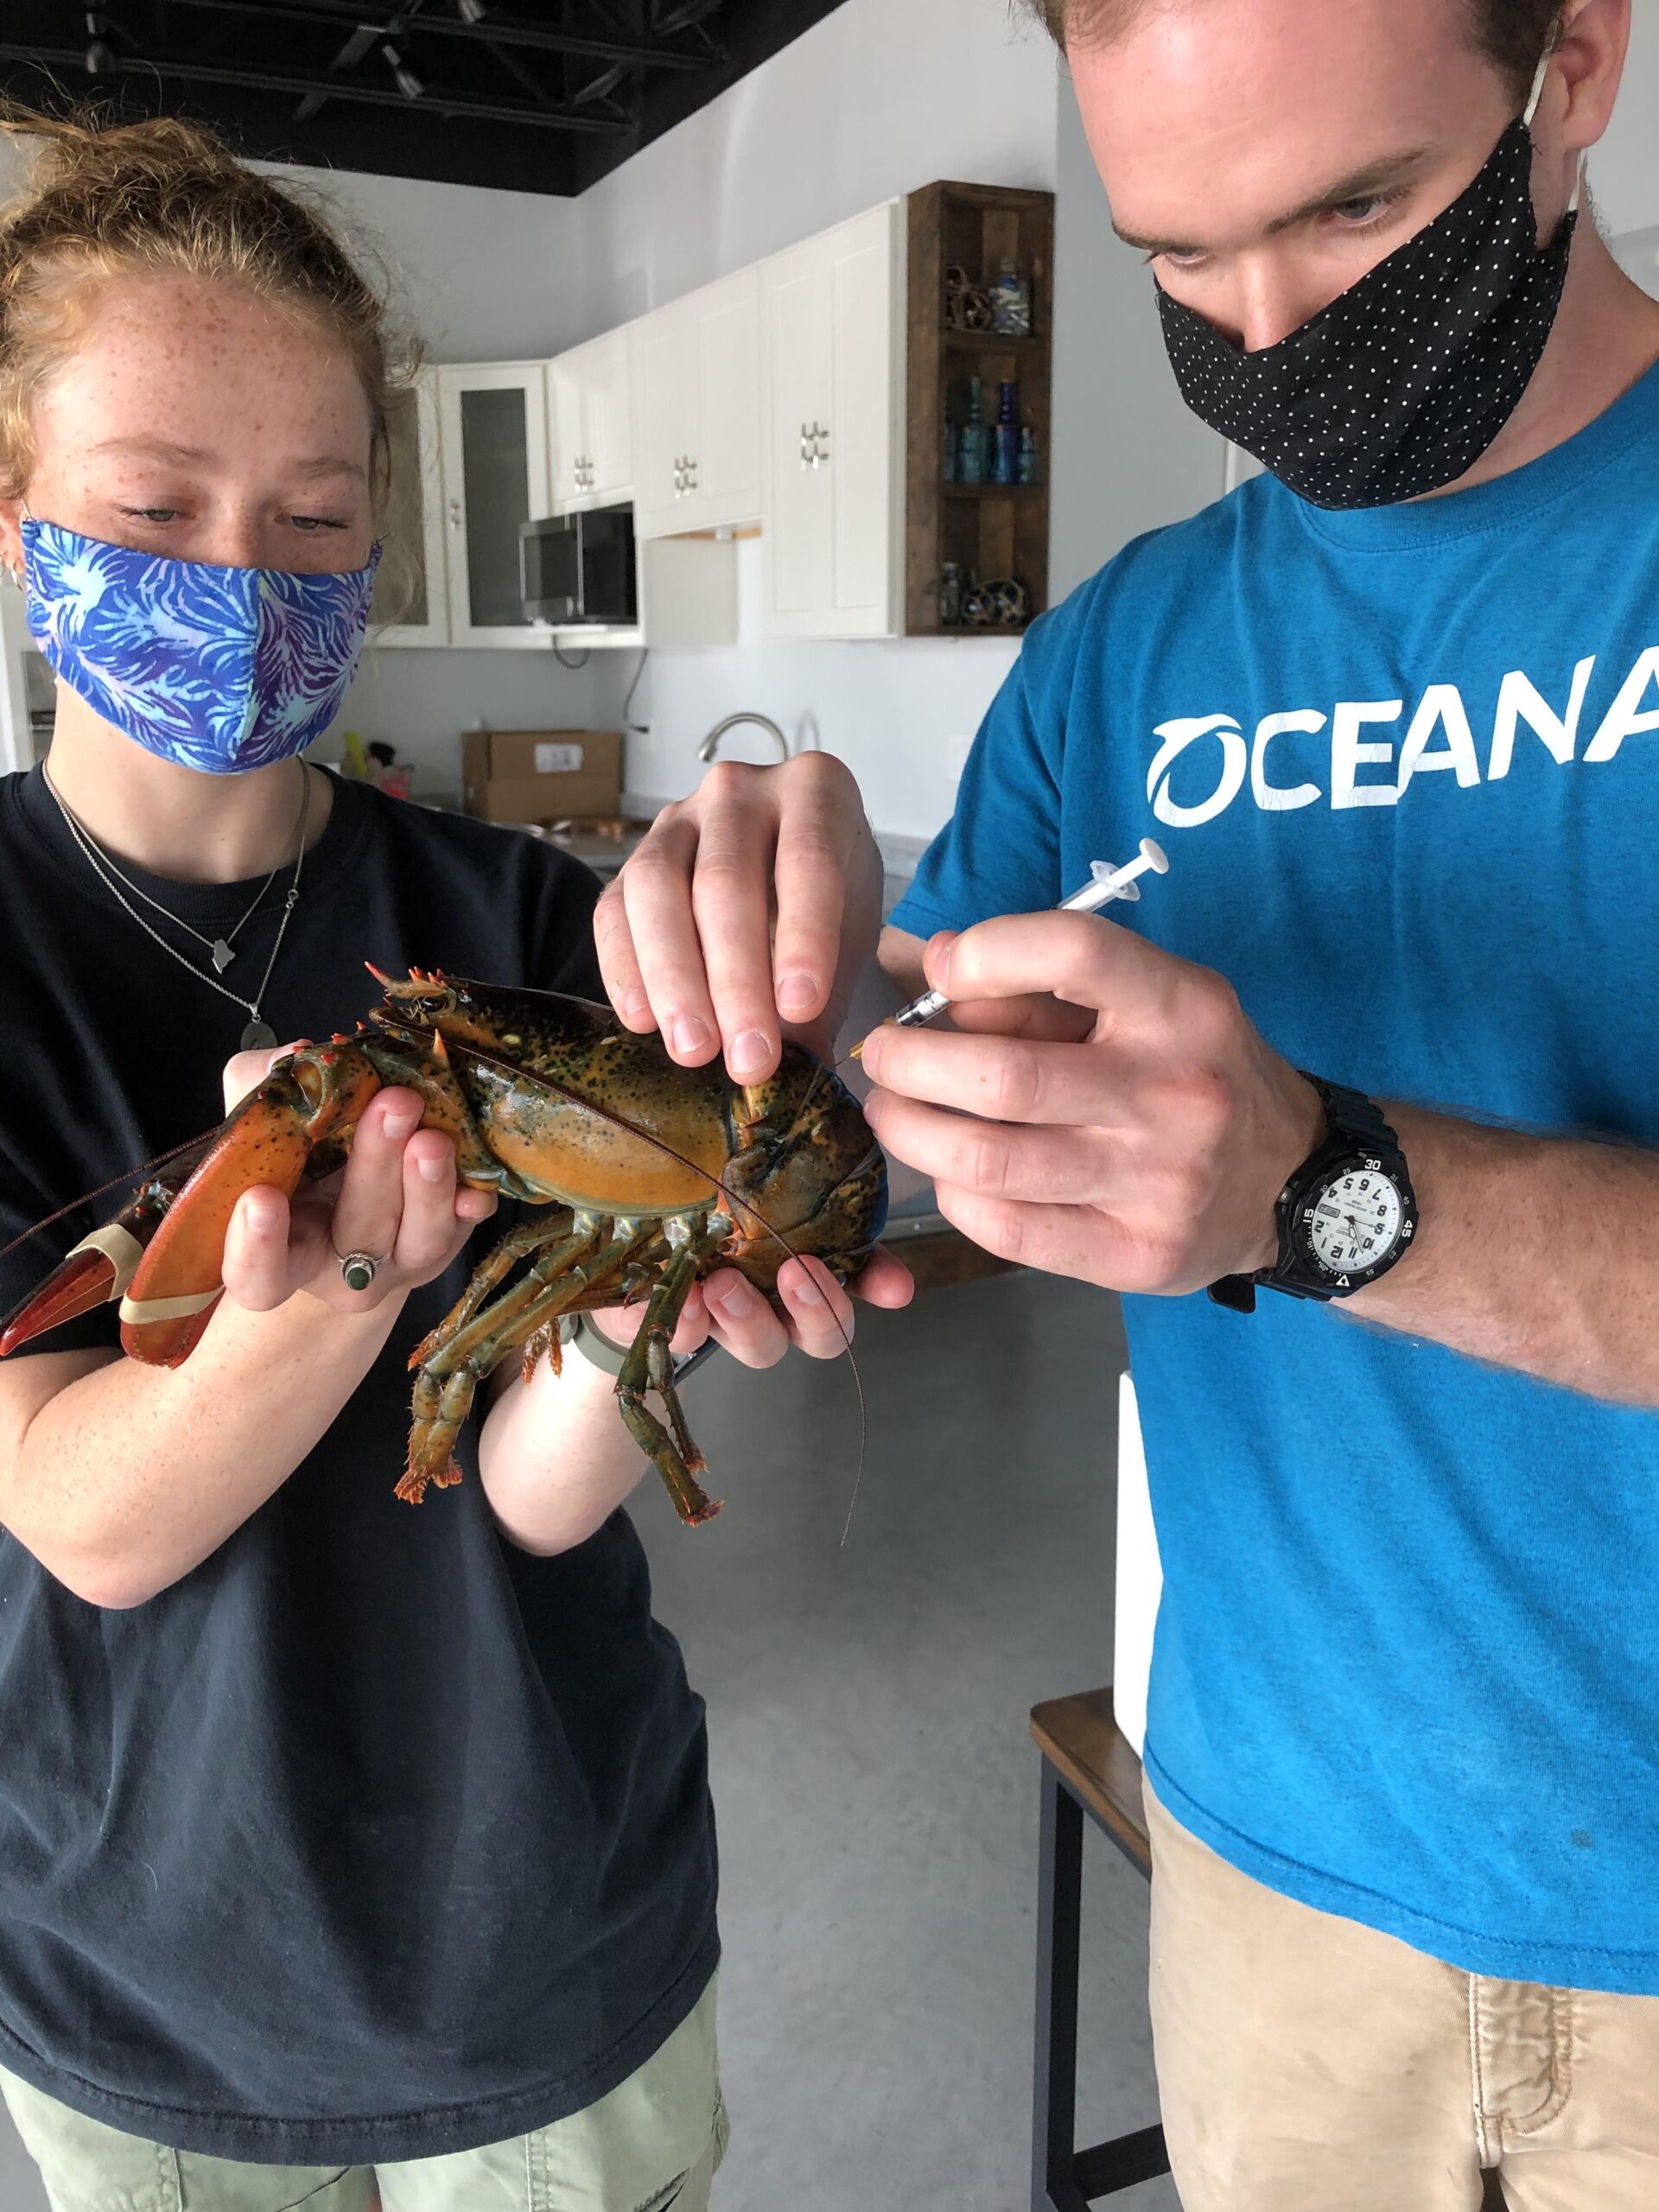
[890,361,1659,1994]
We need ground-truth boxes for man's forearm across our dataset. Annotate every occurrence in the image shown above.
[1343,1103,1659,1404]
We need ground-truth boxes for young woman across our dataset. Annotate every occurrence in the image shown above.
[0,110,899,2211]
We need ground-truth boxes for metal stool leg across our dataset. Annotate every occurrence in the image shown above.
[1033,1758,1087,2212]
[1033,1755,1172,2207]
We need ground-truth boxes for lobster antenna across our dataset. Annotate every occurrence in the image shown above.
[0,1127,219,1267]
[445,1034,872,1541]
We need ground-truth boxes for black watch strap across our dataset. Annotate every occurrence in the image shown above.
[1209,1075,1406,1314]
[1306,1076,1394,1145]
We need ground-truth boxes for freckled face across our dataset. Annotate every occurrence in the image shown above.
[9,270,375,573]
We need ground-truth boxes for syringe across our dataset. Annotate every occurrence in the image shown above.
[849,839,1169,1061]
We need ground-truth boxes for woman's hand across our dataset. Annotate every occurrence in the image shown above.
[586,1249,912,1372]
[216,1045,497,1316]
[594,753,886,1081]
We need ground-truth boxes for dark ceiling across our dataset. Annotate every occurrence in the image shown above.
[1,1,853,197]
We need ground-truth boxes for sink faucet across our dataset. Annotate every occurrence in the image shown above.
[696,713,790,765]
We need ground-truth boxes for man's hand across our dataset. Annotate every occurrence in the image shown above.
[859,912,1324,1294]
[594,754,886,1081]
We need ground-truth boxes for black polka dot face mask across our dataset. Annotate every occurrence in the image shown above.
[1155,101,1580,510]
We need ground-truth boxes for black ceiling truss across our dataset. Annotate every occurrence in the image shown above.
[1,2,853,197]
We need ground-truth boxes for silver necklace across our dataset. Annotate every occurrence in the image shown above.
[47,766,311,1051]
[49,795,291,975]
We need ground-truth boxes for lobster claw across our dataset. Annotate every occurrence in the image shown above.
[0,1142,214,1359]
[0,1228,143,1357]
[0,1044,385,1371]
[117,1045,385,1366]
[116,1096,318,1364]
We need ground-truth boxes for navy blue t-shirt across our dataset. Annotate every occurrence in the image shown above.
[0,769,718,2159]
[892,361,1659,1993]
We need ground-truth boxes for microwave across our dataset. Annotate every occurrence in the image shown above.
[519,504,638,626]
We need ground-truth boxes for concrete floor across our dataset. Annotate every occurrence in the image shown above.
[0,1267,1178,2212]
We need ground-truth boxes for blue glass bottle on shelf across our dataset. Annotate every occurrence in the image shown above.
[990,257,1032,336]
[943,400,957,483]
[957,378,985,484]
[1016,424,1041,486]
[989,380,1019,485]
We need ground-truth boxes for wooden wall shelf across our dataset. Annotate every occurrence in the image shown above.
[906,181,1054,639]
[940,329,1045,356]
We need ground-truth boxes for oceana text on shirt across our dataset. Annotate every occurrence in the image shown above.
[1147,643,1659,827]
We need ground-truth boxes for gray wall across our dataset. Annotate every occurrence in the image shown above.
[1613,221,1659,300]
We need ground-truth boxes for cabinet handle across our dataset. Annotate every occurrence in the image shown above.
[800,422,812,468]
[448,496,462,528]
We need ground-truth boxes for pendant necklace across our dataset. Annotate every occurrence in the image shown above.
[46,764,311,1051]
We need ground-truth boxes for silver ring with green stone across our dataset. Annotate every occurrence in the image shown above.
[336,1249,382,1294]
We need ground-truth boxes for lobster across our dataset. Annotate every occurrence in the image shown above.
[0,971,888,1528]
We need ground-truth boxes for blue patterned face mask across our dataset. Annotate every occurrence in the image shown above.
[21,514,380,776]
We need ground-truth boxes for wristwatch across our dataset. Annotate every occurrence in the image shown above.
[1208,1076,1419,1313]
[563,1312,720,1385]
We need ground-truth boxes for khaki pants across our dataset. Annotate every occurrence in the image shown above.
[1146,1783,1659,2211]
[1,1978,726,2212]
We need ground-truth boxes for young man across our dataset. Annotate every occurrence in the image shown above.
[599,2,1659,2204]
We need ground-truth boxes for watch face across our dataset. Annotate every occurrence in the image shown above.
[1305,1165,1405,1275]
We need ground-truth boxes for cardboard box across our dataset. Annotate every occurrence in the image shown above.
[462,729,623,824]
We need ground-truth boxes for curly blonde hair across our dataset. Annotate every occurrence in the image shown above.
[0,103,419,512]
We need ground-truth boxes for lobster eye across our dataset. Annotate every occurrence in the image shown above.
[416,993,451,1016]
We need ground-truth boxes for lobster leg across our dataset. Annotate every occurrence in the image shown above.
[614,1224,729,1528]
[404,1207,591,1373]
[400,1219,600,1502]
[397,1219,650,1504]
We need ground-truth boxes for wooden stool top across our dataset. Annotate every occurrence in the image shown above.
[1031,1687,1153,1876]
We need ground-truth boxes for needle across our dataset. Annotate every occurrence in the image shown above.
[846,840,1169,1062]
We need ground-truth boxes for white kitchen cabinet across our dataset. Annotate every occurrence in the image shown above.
[435,363,554,649]
[632,307,697,536]
[762,200,904,639]
[631,268,761,539]
[369,370,448,647]
[550,327,634,513]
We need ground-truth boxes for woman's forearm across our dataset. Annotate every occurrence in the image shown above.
[3,1292,401,1607]
[478,1332,652,1557]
